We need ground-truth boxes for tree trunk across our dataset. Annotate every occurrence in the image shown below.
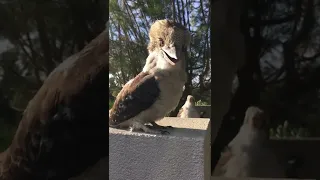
[211,0,264,173]
[277,0,314,123]
[210,44,261,172]
[210,0,246,175]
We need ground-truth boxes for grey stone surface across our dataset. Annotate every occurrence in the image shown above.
[109,117,210,180]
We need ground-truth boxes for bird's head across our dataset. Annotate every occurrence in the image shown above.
[186,95,196,105]
[244,106,269,130]
[147,19,190,70]
[181,95,196,109]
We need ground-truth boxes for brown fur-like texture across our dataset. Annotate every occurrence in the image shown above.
[0,30,108,180]
[109,71,160,127]
[177,95,200,118]
[147,20,190,53]
[223,106,285,178]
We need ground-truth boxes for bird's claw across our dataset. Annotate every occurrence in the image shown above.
[148,122,173,129]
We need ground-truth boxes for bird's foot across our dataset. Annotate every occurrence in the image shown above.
[131,122,170,135]
[149,122,173,129]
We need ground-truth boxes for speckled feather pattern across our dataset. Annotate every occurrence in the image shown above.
[147,20,190,53]
[109,72,160,126]
[109,54,186,129]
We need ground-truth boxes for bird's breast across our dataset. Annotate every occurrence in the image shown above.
[156,75,185,113]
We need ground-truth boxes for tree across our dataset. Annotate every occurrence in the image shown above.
[211,0,320,173]
[109,0,211,115]
[0,0,107,120]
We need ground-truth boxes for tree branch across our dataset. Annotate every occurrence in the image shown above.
[297,51,320,61]
[249,14,296,26]
[34,6,55,74]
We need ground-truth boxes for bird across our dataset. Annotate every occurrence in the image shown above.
[177,95,200,118]
[0,30,108,180]
[223,106,285,178]
[109,19,190,134]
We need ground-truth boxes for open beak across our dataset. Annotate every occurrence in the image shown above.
[161,46,180,65]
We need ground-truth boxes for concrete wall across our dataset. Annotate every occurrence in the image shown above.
[70,113,320,180]
[109,117,210,180]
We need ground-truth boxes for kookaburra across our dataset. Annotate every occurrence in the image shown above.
[0,30,108,180]
[109,19,190,134]
[223,106,285,178]
[177,95,200,118]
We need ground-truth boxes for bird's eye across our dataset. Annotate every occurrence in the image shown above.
[159,38,164,47]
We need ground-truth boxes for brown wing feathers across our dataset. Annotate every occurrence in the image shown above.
[109,72,160,127]
[0,30,108,180]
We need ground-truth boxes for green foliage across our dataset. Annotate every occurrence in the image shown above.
[262,86,320,137]
[109,0,211,94]
[109,100,114,109]
[192,88,211,105]
[195,100,209,106]
[269,121,311,139]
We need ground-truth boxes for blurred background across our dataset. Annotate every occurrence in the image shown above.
[1,0,320,154]
[109,0,320,139]
[0,0,107,151]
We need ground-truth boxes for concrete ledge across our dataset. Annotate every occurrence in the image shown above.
[109,117,210,180]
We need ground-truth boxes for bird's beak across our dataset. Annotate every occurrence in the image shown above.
[161,46,180,65]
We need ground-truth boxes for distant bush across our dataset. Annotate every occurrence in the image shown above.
[195,100,209,106]
[109,100,114,109]
[269,120,310,138]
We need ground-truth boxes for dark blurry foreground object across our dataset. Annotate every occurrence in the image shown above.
[223,106,285,178]
[210,0,247,175]
[0,30,108,180]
